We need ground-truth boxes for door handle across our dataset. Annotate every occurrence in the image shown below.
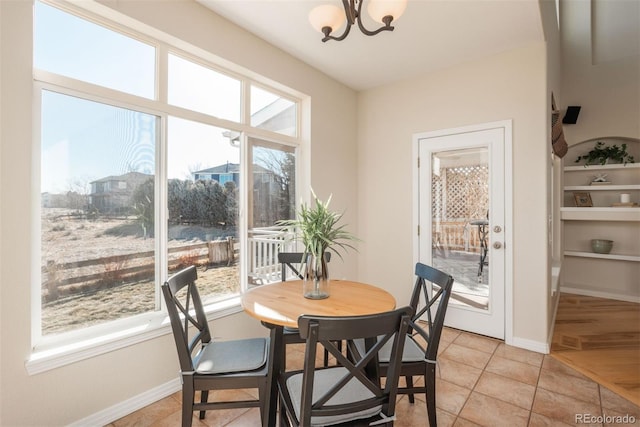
[493,242,502,249]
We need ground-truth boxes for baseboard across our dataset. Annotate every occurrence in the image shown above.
[68,378,181,427]
[509,336,550,354]
[560,285,640,304]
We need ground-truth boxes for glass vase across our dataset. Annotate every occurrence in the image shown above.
[303,253,329,299]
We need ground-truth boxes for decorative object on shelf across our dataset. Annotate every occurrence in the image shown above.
[591,239,613,254]
[309,0,407,43]
[278,190,358,299]
[590,173,611,185]
[575,141,635,166]
[613,193,638,207]
[573,192,593,207]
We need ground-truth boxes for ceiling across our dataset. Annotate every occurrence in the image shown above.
[197,0,545,91]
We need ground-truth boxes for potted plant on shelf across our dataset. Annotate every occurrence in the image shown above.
[278,190,358,299]
[575,141,635,166]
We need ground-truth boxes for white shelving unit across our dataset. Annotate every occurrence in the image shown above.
[561,139,640,302]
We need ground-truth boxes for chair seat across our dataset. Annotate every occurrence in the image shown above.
[195,337,268,374]
[286,367,382,426]
[354,334,426,363]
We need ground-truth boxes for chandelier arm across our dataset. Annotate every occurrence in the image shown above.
[356,2,395,37]
[322,22,352,42]
[320,0,355,42]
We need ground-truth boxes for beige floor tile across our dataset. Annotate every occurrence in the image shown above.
[454,332,501,354]
[441,343,493,370]
[459,392,530,427]
[452,417,483,426]
[542,355,591,380]
[532,388,602,426]
[394,395,430,427]
[435,378,473,415]
[113,396,182,427]
[537,368,600,404]
[600,385,640,418]
[528,412,574,426]
[494,343,544,367]
[474,371,536,410]
[484,355,541,385]
[221,408,261,426]
[439,357,483,389]
[441,326,462,345]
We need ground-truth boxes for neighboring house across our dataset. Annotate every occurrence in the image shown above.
[193,162,289,227]
[193,162,242,186]
[89,171,152,214]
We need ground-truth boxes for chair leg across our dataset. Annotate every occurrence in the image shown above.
[426,365,437,426]
[199,390,208,420]
[406,375,415,403]
[181,380,195,427]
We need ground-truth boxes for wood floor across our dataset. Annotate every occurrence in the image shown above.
[551,293,640,406]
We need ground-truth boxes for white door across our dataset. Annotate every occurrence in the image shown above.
[416,122,511,339]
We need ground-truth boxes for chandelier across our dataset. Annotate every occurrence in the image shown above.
[309,0,408,42]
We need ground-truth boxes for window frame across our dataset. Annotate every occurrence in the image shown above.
[28,0,308,374]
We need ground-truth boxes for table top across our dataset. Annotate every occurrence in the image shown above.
[241,280,396,328]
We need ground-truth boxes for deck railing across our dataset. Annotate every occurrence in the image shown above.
[248,226,296,284]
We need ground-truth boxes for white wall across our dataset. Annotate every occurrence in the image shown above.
[356,42,551,347]
[560,0,640,144]
[0,0,358,425]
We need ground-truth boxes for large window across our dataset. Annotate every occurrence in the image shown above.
[34,1,303,347]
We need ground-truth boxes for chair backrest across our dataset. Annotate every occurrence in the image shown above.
[162,265,210,372]
[278,251,332,281]
[296,307,412,426]
[409,262,455,361]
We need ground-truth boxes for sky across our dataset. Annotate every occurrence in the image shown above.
[35,1,279,194]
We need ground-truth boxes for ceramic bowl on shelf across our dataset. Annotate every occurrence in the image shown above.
[591,239,613,254]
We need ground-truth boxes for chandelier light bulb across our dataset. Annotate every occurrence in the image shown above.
[309,4,346,34]
[367,0,407,24]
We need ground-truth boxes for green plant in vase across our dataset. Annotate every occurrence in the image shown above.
[575,141,635,166]
[277,190,358,299]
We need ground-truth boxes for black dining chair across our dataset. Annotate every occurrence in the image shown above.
[278,306,413,427]
[354,262,454,427]
[162,266,270,427]
[278,251,337,368]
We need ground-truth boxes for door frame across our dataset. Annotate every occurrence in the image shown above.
[412,120,514,345]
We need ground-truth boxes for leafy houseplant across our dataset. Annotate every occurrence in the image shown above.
[278,191,358,299]
[575,141,635,166]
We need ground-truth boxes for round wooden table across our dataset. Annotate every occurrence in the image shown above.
[241,279,396,427]
[241,279,397,328]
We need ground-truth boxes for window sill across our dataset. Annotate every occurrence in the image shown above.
[26,296,243,375]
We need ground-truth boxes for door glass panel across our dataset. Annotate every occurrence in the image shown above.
[431,148,490,310]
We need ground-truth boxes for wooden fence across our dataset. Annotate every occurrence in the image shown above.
[42,239,236,301]
[432,220,486,252]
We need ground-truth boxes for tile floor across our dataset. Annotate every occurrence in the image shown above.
[110,327,640,426]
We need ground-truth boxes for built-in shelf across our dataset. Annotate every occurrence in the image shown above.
[564,185,640,191]
[564,251,640,262]
[560,207,640,221]
[564,163,640,172]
